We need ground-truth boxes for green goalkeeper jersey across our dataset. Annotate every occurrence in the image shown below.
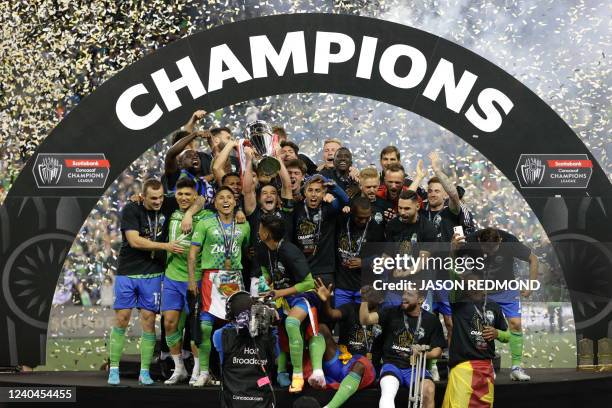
[165,209,214,281]
[191,215,250,271]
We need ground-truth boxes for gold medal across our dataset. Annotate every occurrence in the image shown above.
[224,257,231,270]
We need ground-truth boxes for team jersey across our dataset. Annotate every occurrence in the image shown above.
[378,307,446,369]
[191,215,250,270]
[337,303,381,356]
[165,209,214,281]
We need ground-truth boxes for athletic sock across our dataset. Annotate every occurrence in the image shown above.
[285,317,304,374]
[172,354,184,370]
[198,321,213,372]
[428,358,436,371]
[140,331,156,371]
[177,311,187,333]
[109,326,126,367]
[192,358,200,377]
[326,372,362,408]
[308,334,325,371]
[166,330,182,349]
[510,330,524,367]
[277,350,288,373]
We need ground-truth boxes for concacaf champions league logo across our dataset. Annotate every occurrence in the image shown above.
[37,157,63,185]
[520,157,545,185]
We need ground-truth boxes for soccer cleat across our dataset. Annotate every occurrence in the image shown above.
[277,372,291,387]
[164,366,189,385]
[430,364,440,382]
[510,367,531,381]
[107,367,120,386]
[192,372,212,387]
[138,369,155,385]
[289,374,304,393]
[189,365,200,386]
[307,369,326,389]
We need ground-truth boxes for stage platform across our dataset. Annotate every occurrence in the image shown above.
[1,369,611,407]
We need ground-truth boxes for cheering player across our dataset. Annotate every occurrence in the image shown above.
[442,233,511,408]
[312,279,380,408]
[459,227,538,381]
[293,175,349,285]
[360,289,445,408]
[256,214,322,394]
[188,186,251,386]
[162,178,213,385]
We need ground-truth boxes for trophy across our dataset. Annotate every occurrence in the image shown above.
[243,120,280,178]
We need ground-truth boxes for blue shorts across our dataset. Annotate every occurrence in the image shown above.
[200,311,217,323]
[282,292,319,315]
[161,276,200,312]
[421,289,451,316]
[335,288,361,308]
[487,290,521,318]
[324,349,359,383]
[430,301,451,316]
[113,275,162,312]
[380,363,432,387]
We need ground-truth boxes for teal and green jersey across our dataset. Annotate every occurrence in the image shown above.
[191,215,250,271]
[165,209,214,281]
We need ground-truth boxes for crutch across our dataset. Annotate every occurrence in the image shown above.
[408,345,430,408]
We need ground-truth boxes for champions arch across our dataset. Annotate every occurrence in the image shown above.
[1,13,611,366]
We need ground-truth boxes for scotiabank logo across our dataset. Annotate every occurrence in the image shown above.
[33,153,110,189]
[515,154,592,189]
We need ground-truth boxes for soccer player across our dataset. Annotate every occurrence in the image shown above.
[274,125,317,174]
[357,167,392,227]
[163,110,212,188]
[243,146,294,290]
[162,178,213,385]
[459,227,538,381]
[293,175,349,285]
[385,190,437,277]
[312,279,381,408]
[421,152,475,242]
[286,159,307,202]
[335,197,385,307]
[321,138,342,170]
[188,186,251,386]
[442,233,511,408]
[108,179,183,386]
[256,214,320,394]
[360,288,445,408]
[280,140,300,163]
[319,147,360,198]
[376,163,422,217]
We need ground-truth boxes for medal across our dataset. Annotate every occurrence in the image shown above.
[217,215,236,270]
[146,210,159,260]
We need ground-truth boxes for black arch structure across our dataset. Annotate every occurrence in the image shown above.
[1,14,611,367]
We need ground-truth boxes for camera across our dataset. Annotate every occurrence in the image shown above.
[248,296,277,338]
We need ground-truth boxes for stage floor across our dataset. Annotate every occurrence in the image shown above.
[1,369,611,407]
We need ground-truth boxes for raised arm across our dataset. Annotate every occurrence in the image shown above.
[407,159,426,194]
[242,146,257,216]
[183,110,208,133]
[164,132,199,175]
[275,149,293,200]
[429,151,461,214]
[359,300,379,325]
[212,140,238,186]
[314,278,343,321]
